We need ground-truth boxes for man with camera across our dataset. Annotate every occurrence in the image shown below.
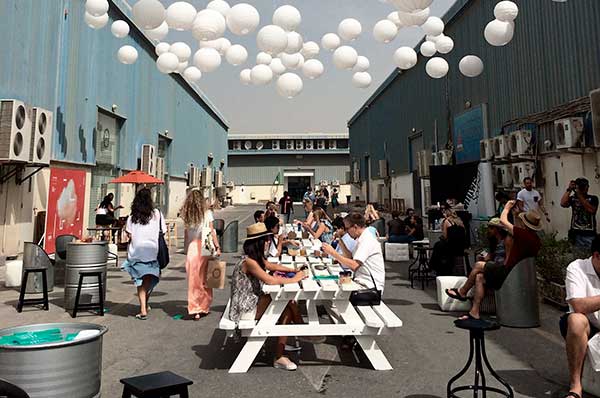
[561,178,599,249]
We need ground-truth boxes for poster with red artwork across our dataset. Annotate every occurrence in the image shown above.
[45,168,87,254]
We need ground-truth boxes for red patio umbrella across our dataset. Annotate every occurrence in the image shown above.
[109,170,164,185]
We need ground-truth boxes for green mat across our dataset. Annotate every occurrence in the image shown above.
[0,329,79,346]
[312,275,339,280]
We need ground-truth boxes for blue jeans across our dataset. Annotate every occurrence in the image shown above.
[574,234,595,250]
[388,235,416,244]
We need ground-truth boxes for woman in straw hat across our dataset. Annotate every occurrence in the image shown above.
[230,223,307,371]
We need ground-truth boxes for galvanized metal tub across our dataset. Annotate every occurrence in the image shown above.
[495,257,540,328]
[0,323,108,398]
[64,242,108,311]
[23,243,54,294]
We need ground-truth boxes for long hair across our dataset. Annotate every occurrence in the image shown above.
[130,188,155,225]
[444,209,464,227]
[313,208,326,222]
[99,193,113,209]
[180,189,207,227]
[243,236,268,270]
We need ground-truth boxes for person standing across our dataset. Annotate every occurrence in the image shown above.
[331,188,340,210]
[122,189,165,320]
[180,189,221,320]
[562,178,599,249]
[279,191,294,223]
[517,177,550,222]
[303,186,315,203]
[95,193,123,226]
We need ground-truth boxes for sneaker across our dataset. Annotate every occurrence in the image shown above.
[299,336,327,344]
[274,357,298,371]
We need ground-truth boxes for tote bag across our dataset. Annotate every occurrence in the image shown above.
[206,260,226,289]
[201,211,216,257]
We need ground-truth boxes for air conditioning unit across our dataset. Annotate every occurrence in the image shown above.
[272,140,280,150]
[140,144,156,176]
[480,139,493,161]
[509,130,533,156]
[201,166,213,187]
[295,140,304,150]
[555,118,584,149]
[214,170,224,187]
[317,140,325,150]
[379,159,388,178]
[155,157,165,179]
[29,107,53,165]
[188,165,200,187]
[512,162,534,188]
[352,161,360,183]
[256,141,264,150]
[244,140,252,150]
[417,150,431,177]
[495,164,513,188]
[590,89,600,147]
[332,179,340,187]
[433,150,452,166]
[329,140,337,149]
[286,140,294,150]
[0,99,32,163]
[233,141,242,150]
[305,140,314,150]
[493,135,510,159]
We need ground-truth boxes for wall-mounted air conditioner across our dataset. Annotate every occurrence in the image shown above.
[417,150,431,177]
[433,150,452,166]
[244,140,253,150]
[0,99,32,163]
[226,181,235,188]
[317,140,325,150]
[188,165,200,187]
[493,135,510,159]
[233,141,242,150]
[329,140,337,149]
[272,140,280,150]
[29,107,53,165]
[141,144,156,176]
[295,140,304,150]
[256,141,264,150]
[155,157,165,179]
[495,164,513,188]
[480,139,493,161]
[214,170,224,187]
[201,166,213,187]
[591,89,600,147]
[512,162,535,188]
[509,130,533,157]
[332,179,340,187]
[352,161,360,183]
[379,159,388,178]
[555,118,584,149]
[305,140,314,150]
[286,140,294,150]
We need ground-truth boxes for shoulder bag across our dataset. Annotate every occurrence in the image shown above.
[350,265,382,306]
[157,211,170,269]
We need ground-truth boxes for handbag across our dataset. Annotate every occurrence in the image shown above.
[206,259,226,289]
[157,212,170,269]
[350,266,382,306]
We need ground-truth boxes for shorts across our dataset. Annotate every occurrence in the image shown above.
[483,261,512,291]
[559,313,599,339]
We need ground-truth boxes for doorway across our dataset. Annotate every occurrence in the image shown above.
[287,176,311,202]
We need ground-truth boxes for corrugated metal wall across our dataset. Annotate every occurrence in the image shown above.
[349,0,600,177]
[0,0,228,177]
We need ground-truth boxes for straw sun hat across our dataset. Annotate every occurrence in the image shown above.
[518,211,543,232]
[244,223,273,242]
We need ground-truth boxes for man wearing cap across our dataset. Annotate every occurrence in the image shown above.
[561,178,599,249]
[446,200,542,321]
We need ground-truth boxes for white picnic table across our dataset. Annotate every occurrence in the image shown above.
[219,239,403,374]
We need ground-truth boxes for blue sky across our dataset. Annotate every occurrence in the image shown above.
[160,0,458,134]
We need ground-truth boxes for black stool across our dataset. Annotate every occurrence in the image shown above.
[408,246,435,289]
[72,271,104,318]
[120,371,193,398]
[16,268,49,312]
[447,319,514,398]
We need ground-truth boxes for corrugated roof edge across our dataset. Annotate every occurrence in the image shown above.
[111,0,230,131]
[228,132,348,139]
[347,0,470,127]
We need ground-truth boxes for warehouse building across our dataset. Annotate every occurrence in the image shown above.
[348,0,600,237]
[0,0,228,256]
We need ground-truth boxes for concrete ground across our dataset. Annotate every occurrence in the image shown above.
[0,205,581,398]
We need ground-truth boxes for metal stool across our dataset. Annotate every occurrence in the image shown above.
[120,371,193,398]
[447,318,514,398]
[72,271,104,318]
[16,268,49,312]
[409,246,435,289]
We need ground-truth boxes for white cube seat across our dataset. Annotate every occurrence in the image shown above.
[583,356,600,397]
[385,243,410,262]
[5,260,23,288]
[436,276,472,312]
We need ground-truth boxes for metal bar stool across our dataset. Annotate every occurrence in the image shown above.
[16,268,49,312]
[72,271,104,318]
[409,245,435,289]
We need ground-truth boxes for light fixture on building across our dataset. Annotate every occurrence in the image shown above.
[465,101,472,109]
[207,153,214,164]
[111,104,118,112]
[102,129,110,148]
[164,129,169,136]
[220,159,225,170]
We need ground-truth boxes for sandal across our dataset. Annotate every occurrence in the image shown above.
[446,288,468,302]
[135,314,147,320]
[458,313,480,321]
[563,392,581,398]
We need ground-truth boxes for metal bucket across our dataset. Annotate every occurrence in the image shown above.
[495,257,540,328]
[23,243,54,294]
[0,323,108,398]
[64,242,108,311]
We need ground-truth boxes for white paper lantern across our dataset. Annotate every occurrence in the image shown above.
[321,33,341,51]
[301,41,320,59]
[257,25,288,55]
[280,52,304,70]
[225,44,248,66]
[84,12,109,29]
[435,35,454,54]
[420,41,436,57]
[459,55,484,78]
[273,5,301,32]
[145,21,169,40]
[277,73,303,98]
[250,64,273,85]
[373,19,398,44]
[338,18,362,42]
[193,47,222,72]
[391,0,433,13]
[202,37,232,55]
[332,45,358,70]
[256,52,273,65]
[422,16,444,36]
[192,9,226,41]
[484,19,515,46]
[207,0,231,17]
[396,8,430,27]
[176,61,189,74]
[353,56,370,72]
[426,33,444,43]
[132,0,166,30]
[393,46,417,70]
[155,42,170,56]
[285,31,304,54]
[170,42,191,62]
[240,68,252,85]
[352,72,372,88]
[269,58,287,75]
[494,1,519,22]
[85,0,109,17]
[156,52,179,74]
[302,59,324,79]
[183,66,203,81]
[226,3,260,36]
[425,57,449,79]
[117,45,138,64]
[387,12,405,28]
[165,2,196,31]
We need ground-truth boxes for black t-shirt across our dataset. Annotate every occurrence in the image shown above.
[388,218,406,236]
[569,194,599,235]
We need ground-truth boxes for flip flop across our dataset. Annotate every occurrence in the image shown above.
[135,314,147,320]
[446,288,468,302]
[458,313,480,321]
[563,392,581,398]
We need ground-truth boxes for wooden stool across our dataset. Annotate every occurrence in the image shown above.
[72,271,104,318]
[16,268,49,312]
[120,371,193,398]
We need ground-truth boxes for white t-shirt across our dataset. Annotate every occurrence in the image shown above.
[566,257,600,329]
[352,229,385,292]
[337,233,356,255]
[268,236,279,258]
[126,209,167,263]
[517,189,542,212]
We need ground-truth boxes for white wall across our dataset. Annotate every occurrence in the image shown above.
[167,179,189,219]
[391,173,414,209]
